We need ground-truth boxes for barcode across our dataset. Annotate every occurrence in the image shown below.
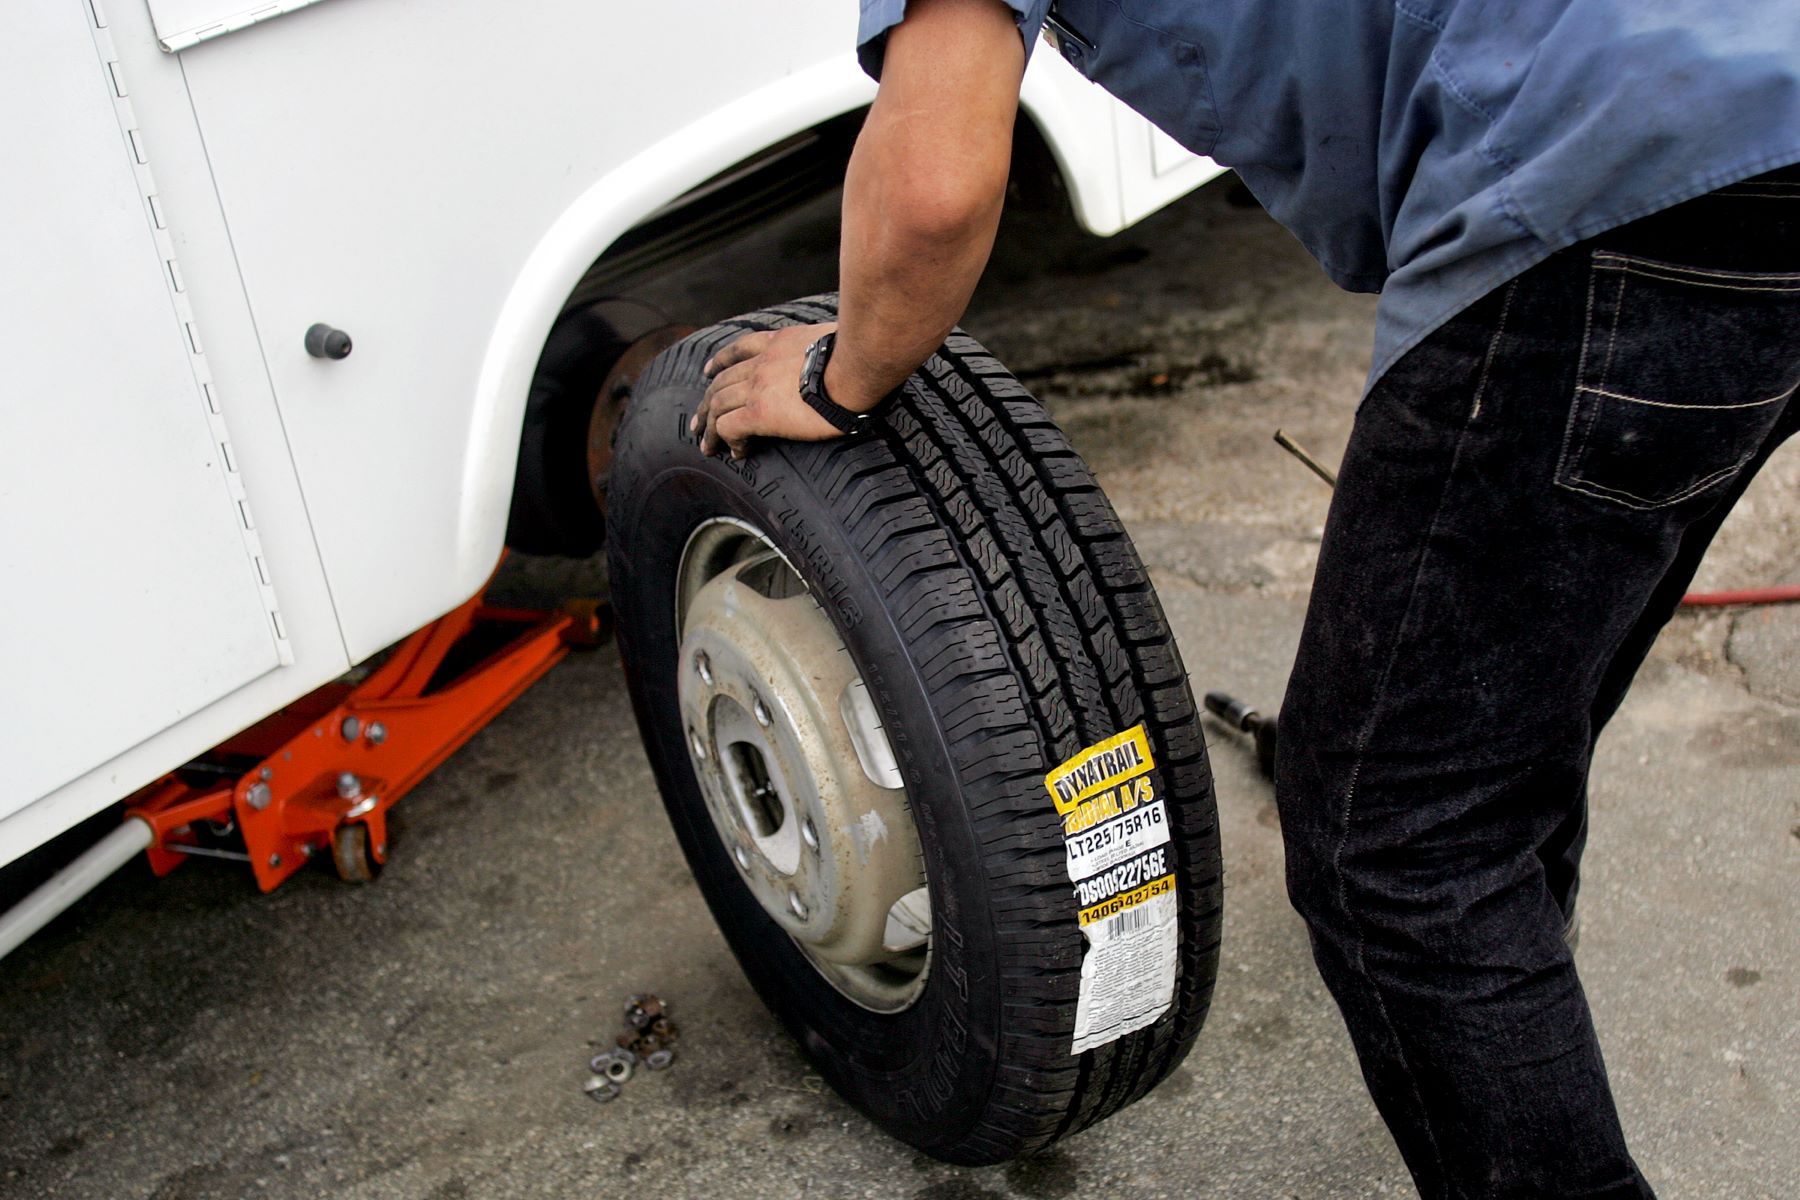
[1104,905,1153,939]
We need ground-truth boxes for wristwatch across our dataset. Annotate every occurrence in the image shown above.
[798,332,899,435]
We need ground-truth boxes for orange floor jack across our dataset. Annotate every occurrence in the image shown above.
[122,572,606,890]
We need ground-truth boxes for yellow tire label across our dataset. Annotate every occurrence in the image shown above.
[1044,723,1155,816]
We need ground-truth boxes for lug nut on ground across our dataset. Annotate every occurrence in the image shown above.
[590,1047,635,1083]
[624,994,667,1030]
[583,994,680,1106]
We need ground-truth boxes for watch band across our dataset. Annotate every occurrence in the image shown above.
[798,332,898,435]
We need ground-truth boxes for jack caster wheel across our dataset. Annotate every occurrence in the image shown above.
[331,822,385,884]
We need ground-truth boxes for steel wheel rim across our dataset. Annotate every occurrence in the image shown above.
[675,517,930,1013]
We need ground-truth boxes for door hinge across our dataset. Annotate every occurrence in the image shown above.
[86,1,294,665]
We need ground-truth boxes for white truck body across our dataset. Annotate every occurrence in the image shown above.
[0,0,1221,871]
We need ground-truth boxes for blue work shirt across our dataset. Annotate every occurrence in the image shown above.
[857,2,1800,389]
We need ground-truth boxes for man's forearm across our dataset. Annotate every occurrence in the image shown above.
[825,0,1025,410]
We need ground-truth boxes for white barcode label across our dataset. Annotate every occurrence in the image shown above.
[1072,887,1179,1052]
[1104,904,1154,939]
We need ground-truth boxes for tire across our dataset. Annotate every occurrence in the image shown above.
[605,295,1221,1164]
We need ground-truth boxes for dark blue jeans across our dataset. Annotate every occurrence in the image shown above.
[1276,165,1800,1199]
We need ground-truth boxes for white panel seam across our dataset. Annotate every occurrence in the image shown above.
[154,0,332,53]
[85,7,293,666]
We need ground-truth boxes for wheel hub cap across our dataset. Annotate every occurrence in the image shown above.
[677,521,929,1011]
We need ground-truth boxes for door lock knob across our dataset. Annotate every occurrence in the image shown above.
[304,323,353,360]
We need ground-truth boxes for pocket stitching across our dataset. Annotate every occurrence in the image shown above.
[1580,380,1796,412]
[1594,252,1800,290]
[1556,453,1758,511]
[1555,252,1784,511]
[1552,259,1605,493]
[1595,271,1628,391]
[1556,270,1631,492]
[1606,268,1800,295]
[1594,251,1800,281]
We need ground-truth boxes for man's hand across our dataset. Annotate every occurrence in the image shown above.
[691,0,1022,462]
[693,324,839,459]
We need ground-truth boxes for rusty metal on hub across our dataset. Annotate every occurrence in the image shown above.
[587,324,694,519]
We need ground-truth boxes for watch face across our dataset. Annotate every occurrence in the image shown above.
[802,336,828,395]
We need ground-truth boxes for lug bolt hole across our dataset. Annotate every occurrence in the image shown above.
[688,726,707,761]
[800,819,819,853]
[732,845,750,870]
[695,651,713,686]
[752,695,772,728]
[787,889,809,920]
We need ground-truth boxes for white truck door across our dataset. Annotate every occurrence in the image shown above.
[169,0,871,663]
[0,3,289,813]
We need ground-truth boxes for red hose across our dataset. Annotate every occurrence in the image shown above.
[1680,585,1800,607]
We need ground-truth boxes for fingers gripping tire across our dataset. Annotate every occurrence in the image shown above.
[606,296,1221,1163]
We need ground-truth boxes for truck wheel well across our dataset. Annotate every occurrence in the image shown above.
[505,109,1079,558]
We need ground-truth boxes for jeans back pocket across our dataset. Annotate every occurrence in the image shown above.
[1555,252,1800,511]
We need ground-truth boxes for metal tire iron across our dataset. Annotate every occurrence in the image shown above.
[1201,430,1331,780]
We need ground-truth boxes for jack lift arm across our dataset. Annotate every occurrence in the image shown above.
[0,569,605,959]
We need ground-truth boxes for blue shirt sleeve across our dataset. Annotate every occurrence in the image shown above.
[857,0,1052,81]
